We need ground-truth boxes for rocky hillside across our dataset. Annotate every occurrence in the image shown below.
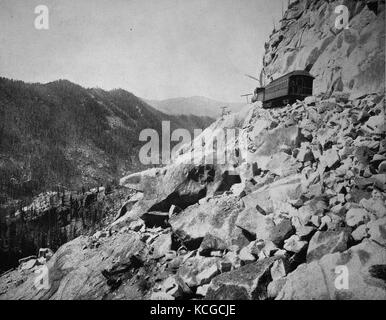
[1,0,385,301]
[1,92,385,299]
[261,0,385,98]
[0,77,213,204]
[146,96,244,119]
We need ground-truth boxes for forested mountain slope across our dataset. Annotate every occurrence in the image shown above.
[0,77,213,203]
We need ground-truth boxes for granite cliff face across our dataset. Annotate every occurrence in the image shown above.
[261,0,385,98]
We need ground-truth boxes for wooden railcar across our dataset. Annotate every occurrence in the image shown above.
[252,70,314,108]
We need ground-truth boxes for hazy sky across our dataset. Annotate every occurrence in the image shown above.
[0,0,284,102]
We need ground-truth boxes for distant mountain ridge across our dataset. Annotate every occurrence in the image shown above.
[145,96,245,119]
[0,77,214,203]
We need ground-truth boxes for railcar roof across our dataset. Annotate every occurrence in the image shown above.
[266,70,314,87]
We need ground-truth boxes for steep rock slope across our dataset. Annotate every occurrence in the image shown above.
[261,0,385,98]
[1,0,385,301]
[2,93,385,300]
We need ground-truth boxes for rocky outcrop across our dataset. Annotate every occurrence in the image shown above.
[205,257,278,300]
[119,164,211,216]
[1,91,384,300]
[170,195,248,250]
[276,240,386,300]
[261,0,385,98]
[0,231,146,300]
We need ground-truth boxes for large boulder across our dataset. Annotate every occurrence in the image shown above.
[237,211,294,246]
[242,175,304,214]
[346,207,371,227]
[294,197,329,225]
[198,234,228,256]
[159,275,192,299]
[169,195,248,250]
[360,197,386,218]
[118,164,217,222]
[118,163,244,225]
[367,217,386,245]
[177,256,221,288]
[306,229,350,262]
[0,232,146,300]
[248,125,305,163]
[205,257,278,300]
[235,208,267,236]
[320,148,341,170]
[150,233,172,259]
[277,240,386,300]
[258,218,294,246]
[114,192,144,221]
[283,235,308,253]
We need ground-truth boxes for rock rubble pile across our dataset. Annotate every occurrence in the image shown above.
[1,93,385,300]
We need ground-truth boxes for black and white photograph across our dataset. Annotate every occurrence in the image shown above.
[0,0,385,306]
